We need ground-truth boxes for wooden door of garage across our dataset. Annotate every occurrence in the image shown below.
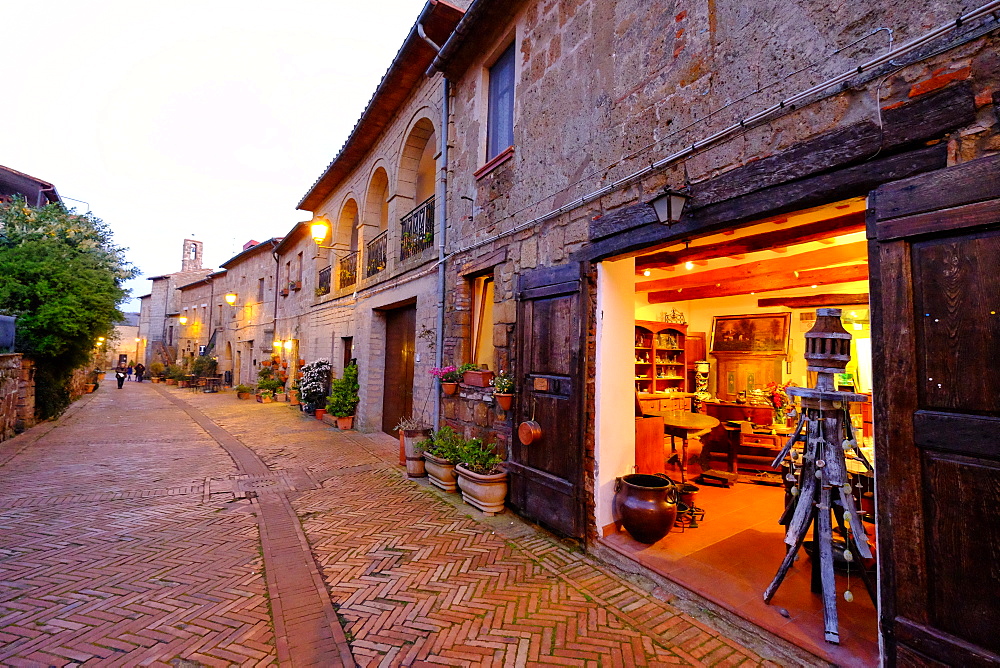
[869,154,1000,665]
[511,263,586,538]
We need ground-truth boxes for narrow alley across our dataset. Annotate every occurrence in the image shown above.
[0,384,806,667]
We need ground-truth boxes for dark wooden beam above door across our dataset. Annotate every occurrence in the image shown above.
[648,263,869,303]
[635,211,866,271]
[757,294,869,309]
[636,241,867,293]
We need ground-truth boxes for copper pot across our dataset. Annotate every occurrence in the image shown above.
[614,474,679,544]
[518,420,542,445]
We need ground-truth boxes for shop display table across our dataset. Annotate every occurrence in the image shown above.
[643,410,720,483]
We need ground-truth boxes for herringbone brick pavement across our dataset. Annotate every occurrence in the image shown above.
[0,386,277,667]
[184,392,771,667]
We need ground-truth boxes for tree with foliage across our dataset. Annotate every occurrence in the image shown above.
[0,197,137,418]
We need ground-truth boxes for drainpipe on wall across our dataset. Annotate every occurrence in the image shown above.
[271,240,281,356]
[434,77,449,430]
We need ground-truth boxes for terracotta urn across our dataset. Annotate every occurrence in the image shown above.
[424,452,458,492]
[456,464,507,515]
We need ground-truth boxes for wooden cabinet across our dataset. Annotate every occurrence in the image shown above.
[635,321,687,395]
[712,352,784,402]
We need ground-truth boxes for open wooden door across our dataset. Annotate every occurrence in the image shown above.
[870,154,1000,665]
[511,263,586,538]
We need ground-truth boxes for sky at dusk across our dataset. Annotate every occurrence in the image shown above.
[2,0,428,311]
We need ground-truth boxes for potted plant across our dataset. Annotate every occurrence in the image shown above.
[165,364,184,385]
[396,416,431,477]
[234,384,254,399]
[430,365,462,395]
[459,363,493,387]
[257,389,274,403]
[149,362,165,383]
[420,426,465,492]
[327,363,360,429]
[491,370,515,411]
[299,359,330,415]
[288,380,300,405]
[456,438,507,515]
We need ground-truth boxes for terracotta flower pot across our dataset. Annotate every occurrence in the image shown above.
[314,408,326,420]
[456,464,507,515]
[494,393,513,411]
[237,392,252,400]
[462,370,494,387]
[165,379,177,386]
[336,415,354,430]
[441,382,458,395]
[424,452,458,492]
[84,383,96,394]
[275,393,287,402]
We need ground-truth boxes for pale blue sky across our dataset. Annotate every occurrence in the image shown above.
[2,0,427,310]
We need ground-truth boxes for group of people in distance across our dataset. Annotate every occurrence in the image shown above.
[114,362,146,389]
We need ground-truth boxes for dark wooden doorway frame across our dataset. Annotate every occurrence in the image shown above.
[381,301,417,436]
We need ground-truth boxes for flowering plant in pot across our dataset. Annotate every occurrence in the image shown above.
[396,416,431,477]
[234,384,254,399]
[430,365,461,394]
[299,358,331,414]
[459,363,493,387]
[326,363,359,429]
[419,426,465,492]
[456,438,507,515]
[490,370,515,411]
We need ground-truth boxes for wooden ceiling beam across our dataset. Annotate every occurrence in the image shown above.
[647,263,869,303]
[636,241,867,292]
[635,210,866,271]
[757,294,870,309]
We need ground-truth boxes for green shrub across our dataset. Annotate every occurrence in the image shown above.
[166,364,185,380]
[149,362,165,377]
[326,363,359,418]
[234,384,254,394]
[458,437,504,475]
[420,426,465,464]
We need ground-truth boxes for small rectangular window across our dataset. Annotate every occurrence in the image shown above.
[257,277,265,303]
[471,276,495,368]
[487,43,515,161]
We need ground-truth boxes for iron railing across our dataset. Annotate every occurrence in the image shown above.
[365,230,388,278]
[338,251,358,289]
[317,265,331,296]
[400,196,434,261]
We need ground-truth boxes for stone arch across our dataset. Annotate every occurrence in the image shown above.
[337,198,360,251]
[364,167,390,233]
[397,116,437,207]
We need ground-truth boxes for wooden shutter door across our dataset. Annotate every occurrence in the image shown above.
[870,154,1000,665]
[512,263,586,538]
[382,305,416,435]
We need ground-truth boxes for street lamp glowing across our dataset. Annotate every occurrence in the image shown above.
[283,340,294,350]
[225,292,238,305]
[179,315,188,325]
[311,218,331,244]
[97,337,105,343]
[273,339,283,349]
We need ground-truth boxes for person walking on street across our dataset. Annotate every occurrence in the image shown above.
[115,365,127,389]
[134,363,145,382]
[126,364,133,382]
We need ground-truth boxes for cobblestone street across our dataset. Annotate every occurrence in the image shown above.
[0,383,796,667]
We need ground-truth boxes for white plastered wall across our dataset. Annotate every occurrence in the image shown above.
[594,257,638,533]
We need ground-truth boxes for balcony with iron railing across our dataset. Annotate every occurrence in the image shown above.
[338,251,358,289]
[400,196,434,262]
[316,265,331,297]
[365,230,387,278]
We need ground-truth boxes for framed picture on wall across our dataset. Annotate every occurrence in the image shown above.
[710,313,790,354]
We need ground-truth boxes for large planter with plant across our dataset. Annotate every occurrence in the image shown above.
[459,363,493,387]
[235,384,254,399]
[327,363,360,430]
[456,438,507,515]
[420,426,464,492]
[396,417,431,477]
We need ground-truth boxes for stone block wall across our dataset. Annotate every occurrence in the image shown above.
[0,354,34,442]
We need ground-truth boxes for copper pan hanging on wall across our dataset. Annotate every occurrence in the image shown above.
[518,420,542,445]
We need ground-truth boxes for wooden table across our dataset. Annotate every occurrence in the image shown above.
[643,410,720,483]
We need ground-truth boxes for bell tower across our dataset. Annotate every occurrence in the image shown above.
[181,239,203,272]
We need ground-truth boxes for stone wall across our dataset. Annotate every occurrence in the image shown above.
[0,354,34,442]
